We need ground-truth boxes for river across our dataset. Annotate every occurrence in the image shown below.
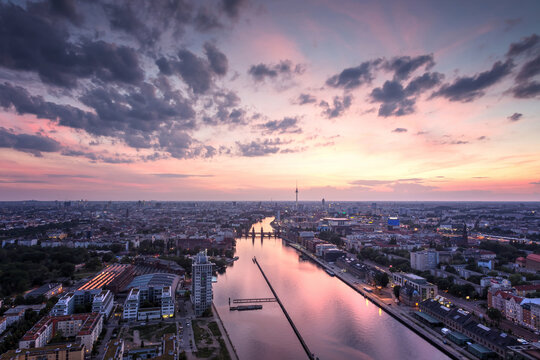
[214,217,450,360]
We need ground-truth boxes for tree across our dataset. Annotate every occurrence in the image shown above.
[85,257,102,271]
[101,253,115,263]
[487,308,502,324]
[374,272,389,287]
[14,295,25,305]
[60,263,75,277]
[393,285,401,299]
[509,273,525,286]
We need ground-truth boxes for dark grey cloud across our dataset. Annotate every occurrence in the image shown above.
[78,82,195,136]
[0,81,204,159]
[320,95,352,119]
[531,180,540,185]
[392,128,407,133]
[510,81,540,98]
[507,34,539,57]
[371,81,405,103]
[370,73,441,118]
[105,0,194,44]
[508,112,523,122]
[248,60,305,82]
[516,54,540,82]
[156,57,174,76]
[236,138,288,157]
[194,7,223,31]
[176,49,213,93]
[204,42,228,76]
[384,54,435,81]
[325,60,380,90]
[221,0,248,19]
[157,127,215,159]
[0,127,61,156]
[258,117,302,135]
[202,90,250,126]
[157,49,217,94]
[104,4,158,45]
[0,82,100,133]
[0,0,256,163]
[61,148,134,164]
[404,72,444,95]
[370,81,414,117]
[295,93,317,105]
[151,173,213,178]
[49,0,81,24]
[431,60,514,102]
[0,3,144,88]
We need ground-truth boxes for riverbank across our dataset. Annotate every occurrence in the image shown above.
[212,303,240,360]
[284,240,473,360]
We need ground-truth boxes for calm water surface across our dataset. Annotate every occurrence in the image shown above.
[214,217,450,360]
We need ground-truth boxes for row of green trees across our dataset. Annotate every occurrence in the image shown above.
[0,246,104,297]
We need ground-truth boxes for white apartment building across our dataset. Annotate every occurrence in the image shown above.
[51,292,75,316]
[160,286,175,318]
[52,289,113,317]
[392,273,438,301]
[122,285,175,320]
[92,290,114,318]
[122,289,140,320]
[192,251,214,316]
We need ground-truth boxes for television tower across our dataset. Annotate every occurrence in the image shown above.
[295,181,298,210]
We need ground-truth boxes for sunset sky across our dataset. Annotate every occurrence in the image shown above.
[0,0,539,201]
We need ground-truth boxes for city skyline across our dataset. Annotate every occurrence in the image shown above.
[0,0,539,201]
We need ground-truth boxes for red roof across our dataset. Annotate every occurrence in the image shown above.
[494,290,523,303]
[527,254,540,263]
[515,284,540,292]
[21,313,102,341]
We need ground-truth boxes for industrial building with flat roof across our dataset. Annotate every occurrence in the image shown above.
[78,264,134,293]
[24,283,63,300]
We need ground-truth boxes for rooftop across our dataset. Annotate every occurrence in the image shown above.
[127,273,180,290]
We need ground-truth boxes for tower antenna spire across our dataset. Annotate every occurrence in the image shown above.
[295,181,298,210]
